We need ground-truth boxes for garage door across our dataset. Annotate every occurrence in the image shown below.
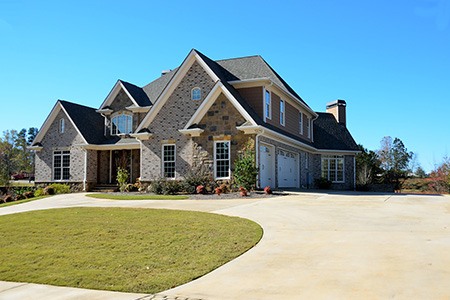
[259,144,274,188]
[277,150,298,188]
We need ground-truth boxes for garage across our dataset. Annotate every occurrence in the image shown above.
[277,149,299,188]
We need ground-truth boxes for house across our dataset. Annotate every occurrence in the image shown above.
[30,49,359,191]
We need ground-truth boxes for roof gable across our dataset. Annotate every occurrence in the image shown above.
[99,80,150,110]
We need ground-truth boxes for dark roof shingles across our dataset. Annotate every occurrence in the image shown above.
[313,113,359,151]
[120,80,151,107]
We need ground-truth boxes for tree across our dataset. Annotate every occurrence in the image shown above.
[377,136,413,188]
[355,144,382,186]
[428,156,450,193]
[415,166,427,178]
[27,127,39,146]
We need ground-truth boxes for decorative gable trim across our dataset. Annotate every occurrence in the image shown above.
[183,81,257,131]
[99,80,141,110]
[31,101,88,146]
[137,49,220,132]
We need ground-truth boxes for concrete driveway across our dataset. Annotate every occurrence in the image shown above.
[1,192,450,299]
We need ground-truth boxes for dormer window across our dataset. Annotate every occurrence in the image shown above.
[111,113,132,135]
[191,87,201,101]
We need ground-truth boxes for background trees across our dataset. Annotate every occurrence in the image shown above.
[0,128,38,186]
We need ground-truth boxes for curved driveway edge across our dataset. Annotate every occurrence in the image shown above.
[1,192,450,299]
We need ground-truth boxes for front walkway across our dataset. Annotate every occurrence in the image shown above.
[1,192,450,299]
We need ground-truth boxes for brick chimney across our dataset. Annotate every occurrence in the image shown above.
[326,100,347,126]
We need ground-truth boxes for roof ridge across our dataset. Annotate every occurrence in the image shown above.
[58,99,96,110]
[215,54,262,62]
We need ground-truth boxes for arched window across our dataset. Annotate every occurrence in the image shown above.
[191,87,201,101]
[111,113,132,135]
[59,118,65,133]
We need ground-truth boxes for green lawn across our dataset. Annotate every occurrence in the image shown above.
[86,193,189,200]
[0,207,262,293]
[0,196,48,208]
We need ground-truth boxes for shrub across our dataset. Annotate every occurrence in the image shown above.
[315,178,332,189]
[48,183,70,194]
[44,186,55,195]
[15,194,25,201]
[233,140,258,191]
[3,195,13,202]
[23,191,34,199]
[117,168,129,192]
[34,188,45,197]
[264,186,272,194]
[184,166,211,192]
[149,178,183,195]
[196,185,205,194]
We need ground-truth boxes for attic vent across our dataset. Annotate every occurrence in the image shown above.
[161,70,171,76]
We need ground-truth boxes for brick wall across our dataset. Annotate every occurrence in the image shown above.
[35,109,87,183]
[140,61,216,180]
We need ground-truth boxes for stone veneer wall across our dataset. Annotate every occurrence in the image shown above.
[193,93,253,178]
[140,61,216,180]
[35,109,88,184]
[311,154,355,190]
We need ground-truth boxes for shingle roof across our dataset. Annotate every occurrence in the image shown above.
[59,100,119,145]
[120,80,151,107]
[142,70,176,104]
[313,113,359,151]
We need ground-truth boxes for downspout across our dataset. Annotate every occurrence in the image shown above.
[83,149,87,191]
[353,156,356,191]
[255,133,261,189]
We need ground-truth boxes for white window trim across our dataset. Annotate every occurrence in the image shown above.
[214,140,231,180]
[299,112,303,135]
[321,155,345,183]
[59,118,65,134]
[280,99,285,126]
[111,112,133,135]
[53,150,70,181]
[162,144,176,179]
[263,88,272,121]
[191,87,201,101]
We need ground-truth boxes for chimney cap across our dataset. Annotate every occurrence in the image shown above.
[326,99,346,109]
[161,70,171,76]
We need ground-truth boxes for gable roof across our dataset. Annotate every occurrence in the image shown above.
[119,80,151,107]
[313,113,359,151]
[58,101,109,144]
[142,69,177,104]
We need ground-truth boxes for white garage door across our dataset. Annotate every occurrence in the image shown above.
[277,150,298,188]
[259,144,274,188]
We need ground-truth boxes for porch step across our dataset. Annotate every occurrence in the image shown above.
[90,184,119,193]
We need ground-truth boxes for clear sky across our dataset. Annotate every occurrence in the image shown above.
[1,0,449,172]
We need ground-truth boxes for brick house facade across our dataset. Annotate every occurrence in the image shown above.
[31,49,360,191]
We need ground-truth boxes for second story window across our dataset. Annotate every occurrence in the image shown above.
[264,89,271,120]
[299,112,303,134]
[191,87,201,101]
[111,113,132,135]
[280,100,285,126]
[59,118,65,134]
[307,117,311,139]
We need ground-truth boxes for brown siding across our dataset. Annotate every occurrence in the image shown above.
[237,87,263,119]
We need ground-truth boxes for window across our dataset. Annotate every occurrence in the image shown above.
[162,144,176,179]
[191,87,201,100]
[299,112,303,135]
[53,150,70,181]
[280,100,285,126]
[264,89,271,120]
[111,113,132,135]
[214,141,230,179]
[321,155,344,182]
[307,117,311,139]
[59,118,65,134]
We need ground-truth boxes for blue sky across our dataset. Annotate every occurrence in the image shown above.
[1,0,449,172]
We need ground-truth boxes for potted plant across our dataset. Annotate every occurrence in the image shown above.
[264,186,272,195]
[196,185,205,194]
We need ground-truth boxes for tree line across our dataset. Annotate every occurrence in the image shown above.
[356,136,449,193]
[0,128,38,185]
